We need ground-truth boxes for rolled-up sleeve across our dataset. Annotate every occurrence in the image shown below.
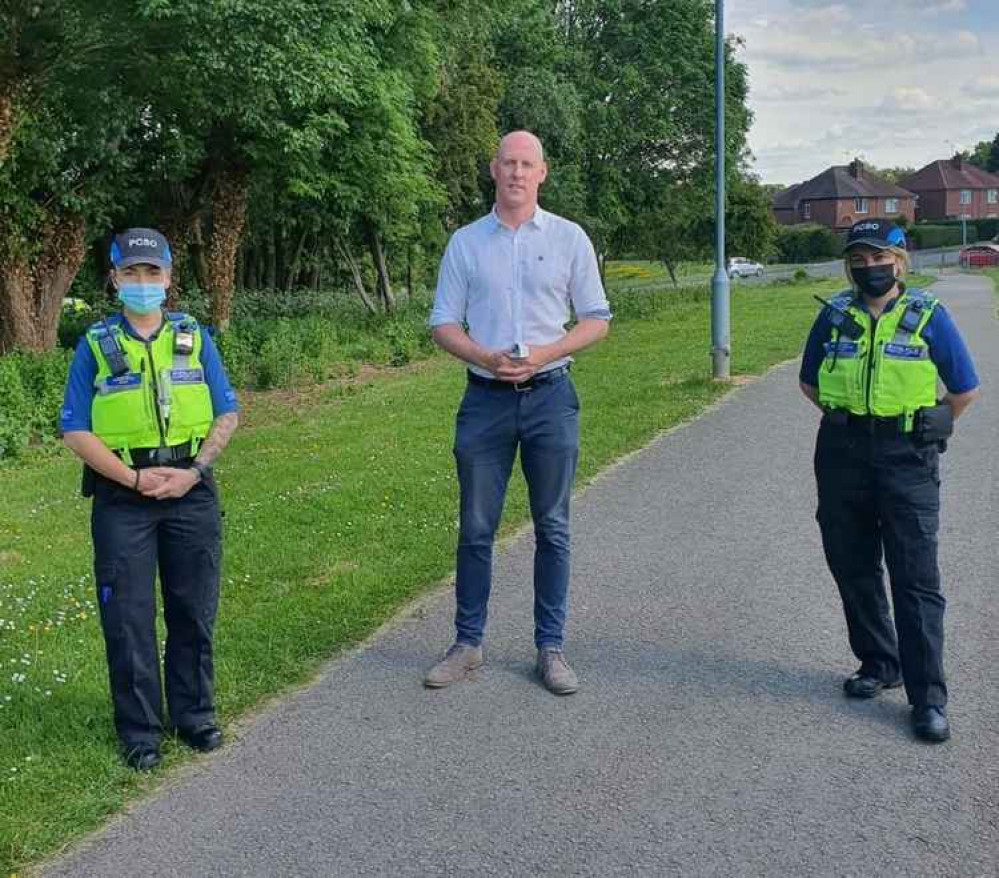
[569,227,611,321]
[429,236,468,327]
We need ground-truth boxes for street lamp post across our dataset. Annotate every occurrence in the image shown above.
[710,0,730,380]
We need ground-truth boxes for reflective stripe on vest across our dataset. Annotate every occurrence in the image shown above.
[86,314,214,453]
[817,289,939,421]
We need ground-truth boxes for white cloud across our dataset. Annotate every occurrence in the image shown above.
[963,75,999,98]
[727,0,996,183]
[880,87,941,113]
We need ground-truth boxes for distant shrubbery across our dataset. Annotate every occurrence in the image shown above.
[775,224,843,263]
[0,349,72,459]
[910,219,999,250]
[0,290,439,460]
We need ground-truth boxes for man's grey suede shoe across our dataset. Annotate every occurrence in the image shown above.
[424,643,483,688]
[537,648,579,695]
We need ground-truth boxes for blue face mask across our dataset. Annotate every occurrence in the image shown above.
[118,283,166,314]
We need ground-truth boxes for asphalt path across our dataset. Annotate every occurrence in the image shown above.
[42,275,998,877]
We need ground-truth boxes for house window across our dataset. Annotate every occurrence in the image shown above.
[885,198,899,213]
[988,189,998,204]
[802,201,811,219]
[854,198,868,214]
[959,190,972,205]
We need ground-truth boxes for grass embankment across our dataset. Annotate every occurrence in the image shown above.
[0,274,898,872]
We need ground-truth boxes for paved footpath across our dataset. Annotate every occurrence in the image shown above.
[43,276,998,878]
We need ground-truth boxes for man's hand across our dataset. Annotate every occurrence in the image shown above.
[140,467,199,500]
[488,351,538,383]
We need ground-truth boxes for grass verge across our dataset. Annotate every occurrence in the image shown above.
[0,274,896,871]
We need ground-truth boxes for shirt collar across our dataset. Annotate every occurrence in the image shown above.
[489,205,546,232]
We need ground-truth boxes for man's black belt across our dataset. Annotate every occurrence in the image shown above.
[466,365,570,392]
[121,442,194,467]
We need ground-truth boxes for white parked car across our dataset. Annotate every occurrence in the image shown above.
[727,257,765,278]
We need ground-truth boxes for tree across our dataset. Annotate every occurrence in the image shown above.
[968,133,999,174]
[555,0,751,267]
[130,0,391,329]
[0,1,142,352]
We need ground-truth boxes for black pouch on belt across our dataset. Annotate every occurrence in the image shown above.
[914,403,954,451]
[81,464,96,498]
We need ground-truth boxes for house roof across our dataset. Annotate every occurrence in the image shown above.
[773,182,803,209]
[899,158,999,192]
[772,162,913,208]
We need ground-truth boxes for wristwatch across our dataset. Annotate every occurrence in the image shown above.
[190,461,210,482]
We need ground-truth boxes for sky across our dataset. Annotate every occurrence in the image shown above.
[727,0,999,186]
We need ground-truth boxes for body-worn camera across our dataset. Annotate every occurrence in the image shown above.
[173,326,195,356]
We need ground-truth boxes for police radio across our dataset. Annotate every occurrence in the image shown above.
[813,296,863,340]
[97,322,130,376]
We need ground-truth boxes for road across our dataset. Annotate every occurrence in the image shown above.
[41,274,998,878]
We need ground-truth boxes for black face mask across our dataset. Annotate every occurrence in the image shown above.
[852,264,897,298]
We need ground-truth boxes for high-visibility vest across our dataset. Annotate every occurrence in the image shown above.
[817,288,939,428]
[86,312,214,455]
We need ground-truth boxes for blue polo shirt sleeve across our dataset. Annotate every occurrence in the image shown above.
[798,311,832,388]
[922,304,980,394]
[60,337,98,433]
[199,327,239,416]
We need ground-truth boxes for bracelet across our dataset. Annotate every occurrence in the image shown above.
[190,461,209,482]
[133,469,141,491]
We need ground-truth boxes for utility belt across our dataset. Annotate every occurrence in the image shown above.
[823,404,953,448]
[120,442,195,468]
[467,365,570,393]
[81,443,195,498]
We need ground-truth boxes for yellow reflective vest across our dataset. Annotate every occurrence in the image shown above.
[817,289,939,429]
[86,313,214,455]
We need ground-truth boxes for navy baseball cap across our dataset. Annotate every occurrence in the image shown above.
[843,218,906,253]
[110,227,172,269]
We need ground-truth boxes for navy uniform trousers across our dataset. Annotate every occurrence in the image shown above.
[814,418,946,708]
[92,469,221,748]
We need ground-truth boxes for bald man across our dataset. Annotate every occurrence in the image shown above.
[426,131,611,694]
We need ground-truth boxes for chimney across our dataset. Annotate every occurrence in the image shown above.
[849,159,864,180]
[952,153,966,171]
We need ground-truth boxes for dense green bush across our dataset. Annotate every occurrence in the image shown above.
[775,223,843,262]
[910,219,998,249]
[1,290,442,460]
[910,224,964,250]
[0,350,72,459]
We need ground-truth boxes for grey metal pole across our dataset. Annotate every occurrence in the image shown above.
[710,0,730,380]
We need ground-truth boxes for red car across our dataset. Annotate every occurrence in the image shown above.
[959,243,999,268]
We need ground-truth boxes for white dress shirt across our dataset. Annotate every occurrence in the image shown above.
[429,207,612,376]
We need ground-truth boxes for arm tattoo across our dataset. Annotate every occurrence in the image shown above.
[195,412,239,467]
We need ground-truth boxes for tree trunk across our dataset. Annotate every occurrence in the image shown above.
[0,212,87,353]
[265,224,277,290]
[0,80,20,167]
[285,227,309,292]
[334,236,377,315]
[206,170,249,332]
[246,246,259,290]
[190,216,210,292]
[159,214,192,307]
[406,244,414,299]
[366,223,395,313]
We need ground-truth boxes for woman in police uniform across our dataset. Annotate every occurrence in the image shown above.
[61,228,239,770]
[799,218,979,743]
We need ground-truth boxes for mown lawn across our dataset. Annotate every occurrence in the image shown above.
[0,274,890,872]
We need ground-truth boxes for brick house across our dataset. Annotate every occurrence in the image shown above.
[899,156,999,221]
[772,160,916,231]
